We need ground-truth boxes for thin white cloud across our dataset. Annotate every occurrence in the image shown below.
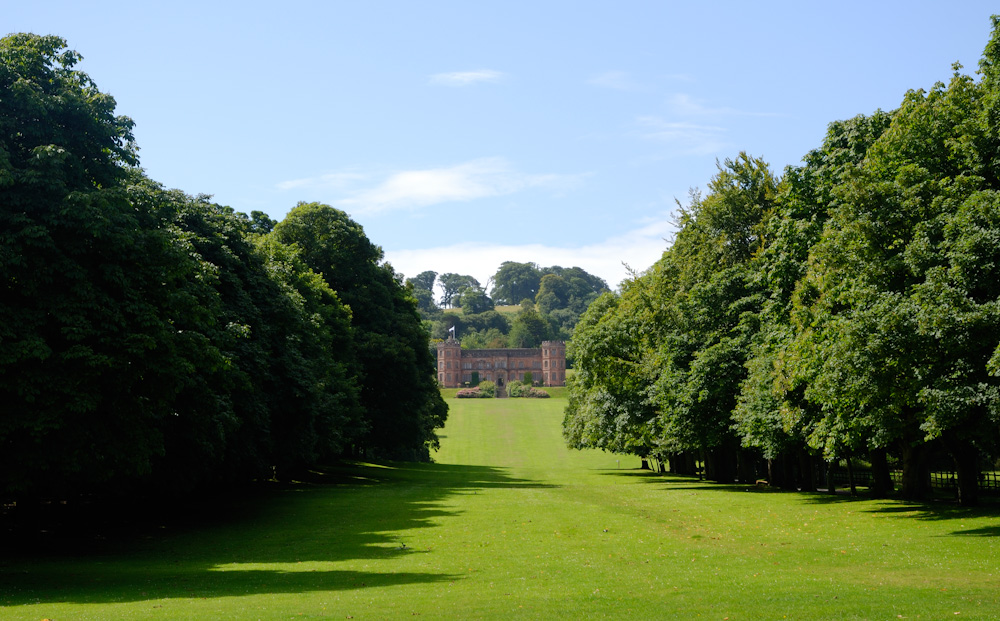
[429,69,505,86]
[636,116,728,155]
[384,216,676,292]
[587,71,640,91]
[323,158,584,215]
[276,171,369,191]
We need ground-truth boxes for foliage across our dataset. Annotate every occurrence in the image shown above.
[508,302,551,348]
[490,261,542,305]
[477,380,496,398]
[406,270,439,315]
[270,203,447,461]
[458,286,494,315]
[439,273,479,308]
[507,381,550,398]
[0,34,446,499]
[562,18,1000,502]
[459,327,508,349]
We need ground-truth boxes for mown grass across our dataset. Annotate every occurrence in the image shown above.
[3,396,1000,619]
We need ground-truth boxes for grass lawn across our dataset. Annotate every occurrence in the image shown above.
[3,396,1000,619]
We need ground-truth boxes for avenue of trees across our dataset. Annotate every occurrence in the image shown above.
[0,34,446,500]
[407,263,610,349]
[564,17,1000,506]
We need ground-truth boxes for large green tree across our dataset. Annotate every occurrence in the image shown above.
[271,203,447,460]
[0,34,166,495]
[490,261,542,305]
[439,273,480,308]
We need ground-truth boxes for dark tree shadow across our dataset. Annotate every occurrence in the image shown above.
[0,461,556,605]
[595,467,1000,536]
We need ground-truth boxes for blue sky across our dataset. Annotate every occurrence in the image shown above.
[8,2,1000,290]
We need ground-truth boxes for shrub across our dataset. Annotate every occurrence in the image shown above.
[507,380,528,397]
[478,381,496,398]
[507,381,549,398]
[456,388,481,398]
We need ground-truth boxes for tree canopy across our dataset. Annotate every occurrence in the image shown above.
[0,34,446,499]
[565,17,1000,505]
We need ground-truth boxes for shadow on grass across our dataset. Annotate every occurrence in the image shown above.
[0,461,553,605]
[596,468,1000,535]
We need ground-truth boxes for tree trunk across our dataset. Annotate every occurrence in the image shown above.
[954,448,979,506]
[869,448,893,498]
[899,441,931,501]
[706,446,736,484]
[941,434,980,507]
[798,450,816,492]
[846,457,857,496]
[640,458,650,470]
[683,451,698,476]
[779,452,796,490]
[767,458,780,488]
[825,460,837,495]
[737,448,757,484]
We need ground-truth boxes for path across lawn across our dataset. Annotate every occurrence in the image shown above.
[2,395,1000,619]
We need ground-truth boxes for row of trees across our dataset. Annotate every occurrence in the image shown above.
[407,263,610,346]
[564,17,1000,506]
[0,34,446,499]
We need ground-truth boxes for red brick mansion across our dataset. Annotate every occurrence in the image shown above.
[436,338,567,388]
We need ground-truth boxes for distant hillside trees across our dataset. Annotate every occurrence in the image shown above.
[491,261,544,306]
[564,18,1000,506]
[0,34,445,500]
[413,262,610,348]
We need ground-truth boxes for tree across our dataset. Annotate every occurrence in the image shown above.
[788,51,1000,503]
[459,286,494,315]
[270,202,447,460]
[439,273,480,308]
[490,262,542,306]
[0,34,170,496]
[535,273,571,315]
[733,111,894,491]
[542,266,611,313]
[407,270,438,293]
[248,210,277,234]
[508,303,550,348]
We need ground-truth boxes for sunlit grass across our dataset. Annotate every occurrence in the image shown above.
[2,396,1000,619]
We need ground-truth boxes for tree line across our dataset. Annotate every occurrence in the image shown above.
[0,34,447,500]
[564,17,1000,506]
[407,262,610,348]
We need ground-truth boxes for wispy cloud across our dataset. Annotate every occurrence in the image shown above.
[429,69,505,86]
[278,158,585,215]
[635,116,728,155]
[629,93,781,156]
[384,215,676,291]
[276,171,369,191]
[666,93,780,118]
[587,71,641,91]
